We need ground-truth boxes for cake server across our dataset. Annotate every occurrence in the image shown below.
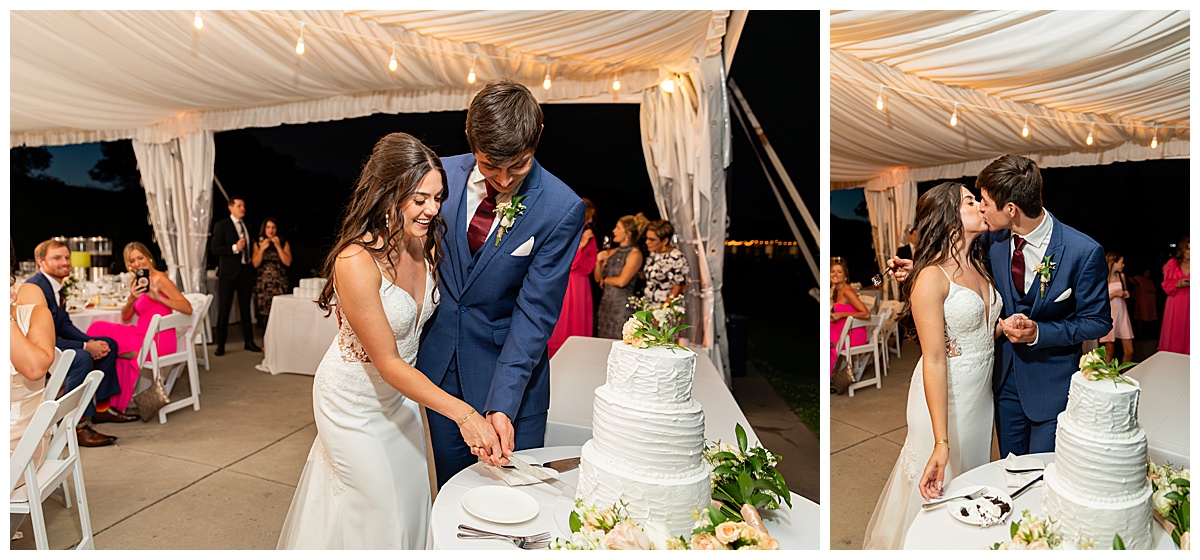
[1009,474,1044,501]
[506,454,576,495]
[541,457,581,473]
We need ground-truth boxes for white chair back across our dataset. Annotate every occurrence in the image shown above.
[135,301,209,423]
[183,293,214,370]
[842,313,886,397]
[43,348,75,403]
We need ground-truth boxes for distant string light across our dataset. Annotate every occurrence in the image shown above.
[542,63,552,90]
[466,56,477,84]
[193,11,204,30]
[1086,122,1094,146]
[388,44,398,72]
[661,76,675,93]
[1151,127,1159,149]
[612,72,621,91]
[295,23,306,55]
[949,102,958,127]
[1021,115,1030,138]
[875,84,884,111]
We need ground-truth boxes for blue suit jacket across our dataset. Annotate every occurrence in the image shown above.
[27,272,93,352]
[417,154,585,421]
[985,211,1111,421]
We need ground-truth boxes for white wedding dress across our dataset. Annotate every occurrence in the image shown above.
[862,266,1001,549]
[278,264,437,549]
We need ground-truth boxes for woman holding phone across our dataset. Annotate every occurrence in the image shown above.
[86,242,192,415]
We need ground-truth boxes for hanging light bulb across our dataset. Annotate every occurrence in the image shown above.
[612,72,621,91]
[949,103,958,127]
[388,44,398,72]
[542,63,552,90]
[295,23,306,56]
[1151,127,1159,149]
[1086,122,1094,146]
[875,84,884,111]
[661,76,675,93]
[467,56,477,84]
[193,11,204,30]
[1021,115,1030,138]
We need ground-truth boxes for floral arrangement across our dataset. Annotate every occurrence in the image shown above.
[989,509,1125,550]
[59,275,80,301]
[1077,346,1137,386]
[621,302,691,350]
[704,423,791,520]
[690,503,780,549]
[492,195,527,246]
[1148,460,1191,549]
[1033,254,1056,298]
[549,500,685,550]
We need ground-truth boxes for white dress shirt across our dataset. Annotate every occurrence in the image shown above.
[231,217,250,263]
[40,271,64,307]
[465,165,518,238]
[1011,210,1053,295]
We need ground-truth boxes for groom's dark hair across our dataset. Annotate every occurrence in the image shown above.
[977,154,1044,219]
[465,79,544,166]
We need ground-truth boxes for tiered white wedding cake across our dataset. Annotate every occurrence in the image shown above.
[575,340,711,536]
[1041,371,1153,549]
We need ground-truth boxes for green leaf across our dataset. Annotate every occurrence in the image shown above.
[569,510,581,533]
[748,455,763,472]
[749,492,772,508]
[711,451,739,462]
[718,481,744,503]
[707,504,723,527]
[1170,477,1189,488]
[1112,533,1125,550]
[1165,491,1185,502]
[773,470,792,507]
[737,471,754,505]
[736,423,748,454]
[712,465,736,476]
[1010,521,1020,539]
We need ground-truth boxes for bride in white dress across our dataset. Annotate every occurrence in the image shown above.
[863,183,1003,549]
[278,133,504,549]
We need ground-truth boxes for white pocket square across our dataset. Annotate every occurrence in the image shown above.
[510,236,535,257]
[1053,288,1072,303]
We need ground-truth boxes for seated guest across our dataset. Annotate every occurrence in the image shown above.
[642,219,690,305]
[27,239,132,448]
[86,242,192,414]
[11,278,56,471]
[830,257,870,386]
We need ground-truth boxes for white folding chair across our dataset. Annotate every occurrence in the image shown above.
[43,348,75,403]
[839,314,886,397]
[184,293,214,371]
[875,306,896,376]
[10,370,103,550]
[884,302,903,359]
[134,307,206,424]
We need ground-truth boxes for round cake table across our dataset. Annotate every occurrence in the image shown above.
[902,452,1175,549]
[429,445,819,549]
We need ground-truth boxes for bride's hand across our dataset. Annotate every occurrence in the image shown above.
[459,411,503,465]
[919,444,950,500]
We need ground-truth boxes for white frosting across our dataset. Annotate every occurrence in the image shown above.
[576,341,708,535]
[605,342,696,404]
[576,441,711,536]
[1041,371,1152,549]
[1042,463,1153,549]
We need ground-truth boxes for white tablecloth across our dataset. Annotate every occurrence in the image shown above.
[429,445,819,550]
[204,269,253,326]
[259,295,338,375]
[547,336,758,447]
[1124,351,1190,468]
[68,307,125,333]
[903,452,1174,549]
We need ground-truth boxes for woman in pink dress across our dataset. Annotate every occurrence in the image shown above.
[830,257,870,382]
[1100,252,1134,360]
[86,242,193,412]
[548,199,599,358]
[1158,237,1190,354]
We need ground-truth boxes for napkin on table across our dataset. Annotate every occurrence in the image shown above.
[482,457,556,487]
[1002,453,1045,488]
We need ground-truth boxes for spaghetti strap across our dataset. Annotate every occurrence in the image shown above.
[935,264,952,281]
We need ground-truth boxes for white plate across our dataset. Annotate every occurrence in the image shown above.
[945,485,1014,528]
[461,485,540,524]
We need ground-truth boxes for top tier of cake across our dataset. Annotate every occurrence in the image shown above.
[605,341,696,404]
[1062,371,1141,437]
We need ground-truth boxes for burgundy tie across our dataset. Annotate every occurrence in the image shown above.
[467,181,500,254]
[1012,235,1028,297]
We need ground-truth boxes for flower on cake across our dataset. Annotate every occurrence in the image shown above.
[689,503,779,550]
[990,509,1108,550]
[551,500,686,550]
[620,316,650,349]
[1077,346,1137,386]
[620,305,691,350]
[1147,460,1190,549]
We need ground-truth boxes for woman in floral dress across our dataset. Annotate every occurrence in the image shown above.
[253,217,293,322]
[641,219,690,305]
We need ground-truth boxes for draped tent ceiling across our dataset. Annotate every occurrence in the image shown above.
[10,9,742,381]
[830,10,1190,188]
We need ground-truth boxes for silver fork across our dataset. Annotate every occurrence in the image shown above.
[457,524,551,549]
[920,487,989,510]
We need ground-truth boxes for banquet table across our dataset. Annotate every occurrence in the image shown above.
[429,445,819,549]
[1124,351,1190,468]
[258,295,338,375]
[547,336,755,447]
[68,307,126,332]
[903,453,1175,549]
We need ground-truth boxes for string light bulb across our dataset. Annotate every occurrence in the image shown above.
[467,56,477,84]
[1151,127,1159,149]
[388,44,397,72]
[661,76,675,93]
[193,11,203,30]
[295,23,306,56]
[1086,122,1094,146]
[612,72,621,91]
[875,84,884,111]
[949,103,958,127]
[542,63,552,90]
[1021,115,1030,138]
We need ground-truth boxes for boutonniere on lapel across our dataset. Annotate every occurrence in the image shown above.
[492,195,527,247]
[1032,254,1056,298]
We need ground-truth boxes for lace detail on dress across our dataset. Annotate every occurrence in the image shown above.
[899,443,921,483]
[336,307,371,363]
[945,334,962,358]
[314,438,346,495]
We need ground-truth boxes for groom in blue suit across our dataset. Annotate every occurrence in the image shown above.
[976,155,1111,457]
[417,79,586,488]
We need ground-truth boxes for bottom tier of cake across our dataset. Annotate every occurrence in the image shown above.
[1041,463,1153,549]
[575,440,712,536]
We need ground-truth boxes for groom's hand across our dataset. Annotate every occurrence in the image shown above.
[487,412,515,465]
[1001,313,1038,344]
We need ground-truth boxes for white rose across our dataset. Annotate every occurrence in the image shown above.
[1153,487,1175,517]
[640,521,672,550]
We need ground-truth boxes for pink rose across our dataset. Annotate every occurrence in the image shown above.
[759,535,780,550]
[603,521,650,550]
[691,533,726,550]
[714,522,741,544]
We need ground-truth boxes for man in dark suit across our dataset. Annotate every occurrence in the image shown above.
[28,239,136,447]
[210,196,262,356]
[896,226,916,262]
[417,80,586,487]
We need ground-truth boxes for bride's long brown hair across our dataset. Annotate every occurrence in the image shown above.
[899,182,994,339]
[317,133,446,314]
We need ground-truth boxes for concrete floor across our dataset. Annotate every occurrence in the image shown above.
[11,331,818,549]
[830,334,1160,550]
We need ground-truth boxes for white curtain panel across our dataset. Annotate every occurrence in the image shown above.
[639,55,730,385]
[130,140,183,283]
[830,10,1190,187]
[176,131,215,295]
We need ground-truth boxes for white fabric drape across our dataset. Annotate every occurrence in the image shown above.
[639,55,731,385]
[131,131,214,294]
[861,170,916,300]
[830,10,1190,187]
